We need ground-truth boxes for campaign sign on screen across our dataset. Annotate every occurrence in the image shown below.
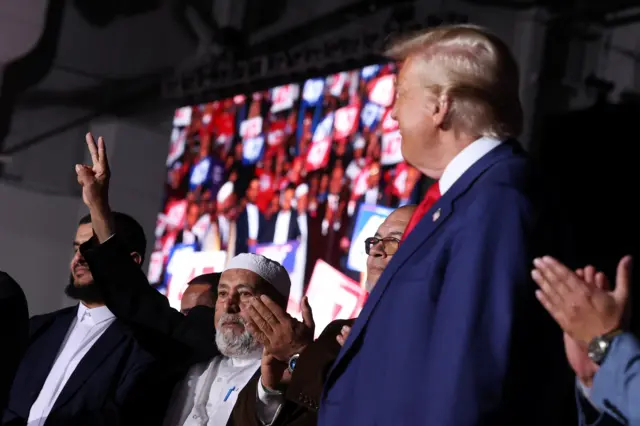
[165,249,227,310]
[347,204,394,272]
[250,241,299,273]
[304,260,367,338]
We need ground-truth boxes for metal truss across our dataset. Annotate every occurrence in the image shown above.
[162,6,468,101]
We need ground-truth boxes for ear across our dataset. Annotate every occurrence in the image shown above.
[130,252,143,266]
[431,95,451,128]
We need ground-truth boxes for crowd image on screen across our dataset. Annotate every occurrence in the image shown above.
[148,63,424,296]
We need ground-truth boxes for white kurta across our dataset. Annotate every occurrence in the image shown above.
[164,350,280,426]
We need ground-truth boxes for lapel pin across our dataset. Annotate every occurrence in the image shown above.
[432,208,441,222]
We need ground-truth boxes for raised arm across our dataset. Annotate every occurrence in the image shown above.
[75,133,217,363]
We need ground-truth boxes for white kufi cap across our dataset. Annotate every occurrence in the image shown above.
[223,253,291,299]
[217,181,234,203]
[295,183,309,198]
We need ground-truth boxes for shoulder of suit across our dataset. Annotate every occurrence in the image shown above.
[30,305,76,324]
[319,319,355,339]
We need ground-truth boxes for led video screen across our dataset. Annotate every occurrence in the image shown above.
[149,63,423,333]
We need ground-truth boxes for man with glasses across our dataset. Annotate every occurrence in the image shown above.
[229,205,416,426]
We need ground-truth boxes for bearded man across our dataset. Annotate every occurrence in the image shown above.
[163,253,291,425]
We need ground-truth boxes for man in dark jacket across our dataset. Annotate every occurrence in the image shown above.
[2,211,170,426]
[0,272,28,414]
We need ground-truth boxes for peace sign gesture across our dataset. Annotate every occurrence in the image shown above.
[75,133,111,210]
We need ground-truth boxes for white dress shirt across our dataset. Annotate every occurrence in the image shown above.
[273,211,292,245]
[439,136,502,195]
[218,216,230,246]
[28,305,116,426]
[246,203,260,240]
[297,213,308,241]
[164,350,280,426]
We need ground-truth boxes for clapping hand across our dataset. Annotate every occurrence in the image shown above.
[244,295,315,362]
[532,255,632,343]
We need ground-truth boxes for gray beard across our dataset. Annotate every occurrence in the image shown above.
[215,313,262,358]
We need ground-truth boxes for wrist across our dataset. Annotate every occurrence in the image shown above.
[88,201,111,218]
[578,375,594,389]
[260,376,284,395]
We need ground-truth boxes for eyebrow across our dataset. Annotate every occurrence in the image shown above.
[217,283,255,292]
[389,231,403,238]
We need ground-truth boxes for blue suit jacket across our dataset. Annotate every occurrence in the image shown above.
[577,333,640,426]
[318,141,575,426]
[2,306,166,426]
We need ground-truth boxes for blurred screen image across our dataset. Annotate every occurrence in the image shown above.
[149,63,424,328]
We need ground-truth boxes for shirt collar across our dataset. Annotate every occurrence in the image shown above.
[227,348,263,367]
[439,136,502,195]
[77,304,115,325]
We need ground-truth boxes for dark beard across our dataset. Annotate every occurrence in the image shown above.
[65,276,104,304]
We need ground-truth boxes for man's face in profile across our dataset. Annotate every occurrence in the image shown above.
[70,223,94,287]
[366,206,415,291]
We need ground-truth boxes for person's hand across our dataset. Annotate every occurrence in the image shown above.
[260,349,292,392]
[336,325,351,346]
[564,266,602,387]
[76,133,110,211]
[532,255,632,343]
[245,295,315,362]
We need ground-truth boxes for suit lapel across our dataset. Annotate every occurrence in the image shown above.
[51,320,127,411]
[22,308,77,409]
[326,141,523,386]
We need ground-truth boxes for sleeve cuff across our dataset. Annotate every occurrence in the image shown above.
[255,376,284,426]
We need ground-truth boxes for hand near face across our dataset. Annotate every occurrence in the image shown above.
[532,255,632,343]
[245,295,315,362]
[75,133,110,210]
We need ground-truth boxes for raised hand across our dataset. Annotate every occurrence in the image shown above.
[244,295,315,362]
[76,133,110,210]
[563,266,601,387]
[532,255,632,343]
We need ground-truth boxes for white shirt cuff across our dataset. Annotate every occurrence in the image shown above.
[577,379,591,398]
[255,376,284,425]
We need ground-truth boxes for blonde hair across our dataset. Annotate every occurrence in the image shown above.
[385,24,523,139]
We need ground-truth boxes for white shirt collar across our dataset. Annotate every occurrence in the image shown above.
[76,304,115,325]
[439,136,502,195]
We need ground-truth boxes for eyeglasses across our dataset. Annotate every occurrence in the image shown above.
[364,236,401,255]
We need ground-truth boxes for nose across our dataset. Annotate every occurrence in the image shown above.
[369,241,386,258]
[72,250,86,266]
[223,295,241,314]
[390,104,398,121]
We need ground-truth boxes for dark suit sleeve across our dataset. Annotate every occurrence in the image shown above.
[0,272,28,414]
[418,187,570,426]
[80,235,217,363]
[285,319,352,411]
[229,320,351,426]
